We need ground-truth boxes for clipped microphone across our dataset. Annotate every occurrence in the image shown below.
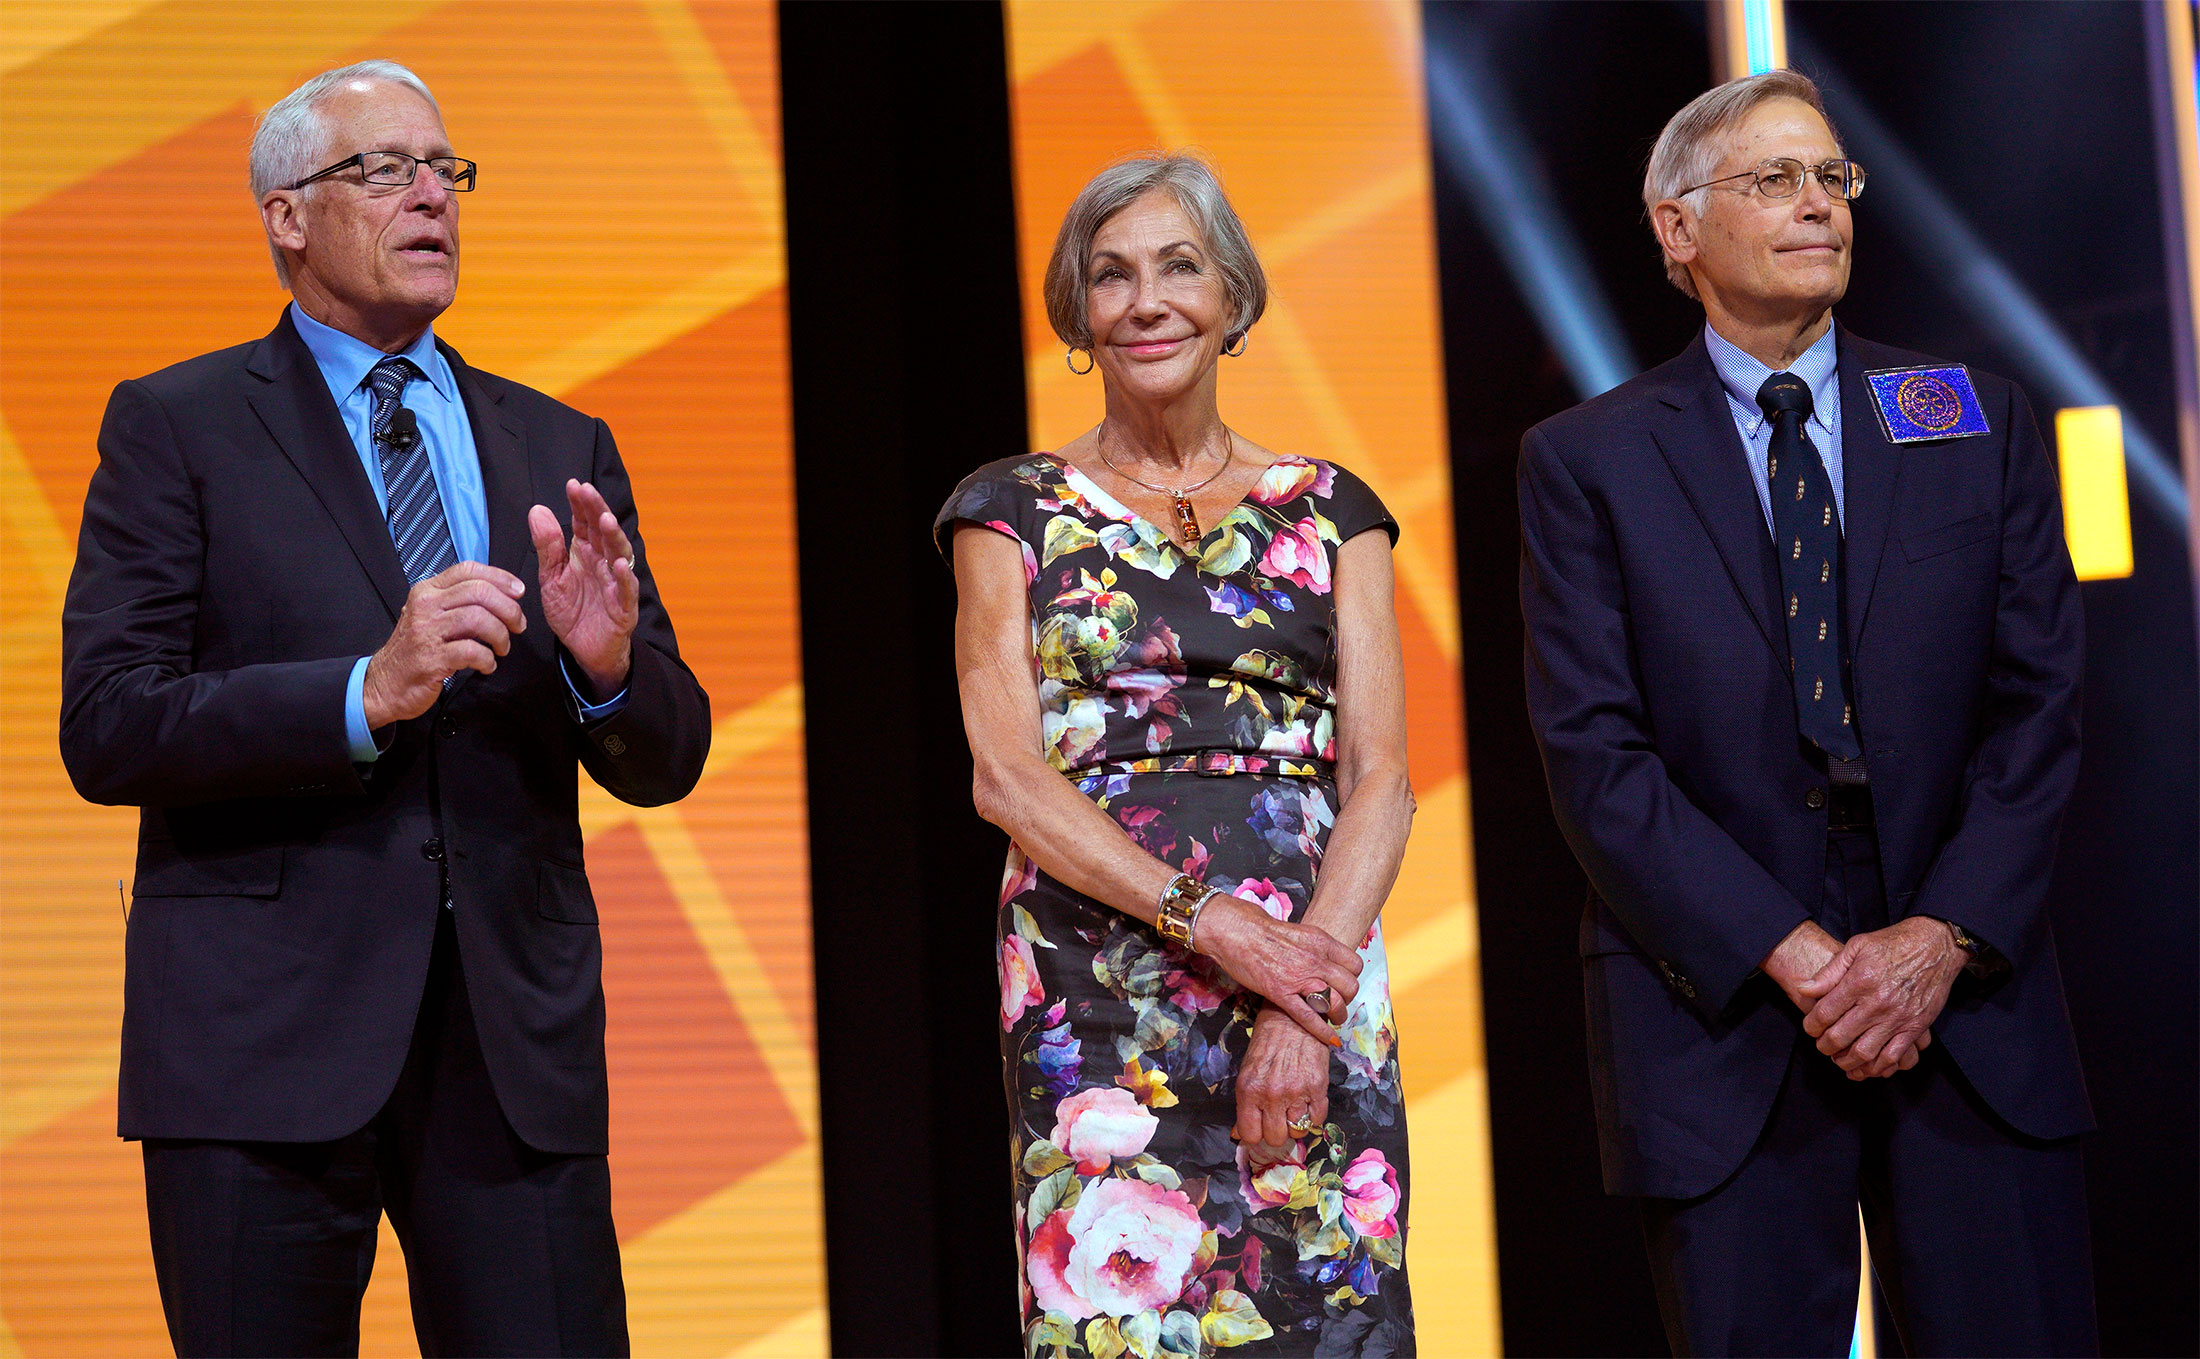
[384,407,421,451]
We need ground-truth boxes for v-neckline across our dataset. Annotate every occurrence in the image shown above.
[1043,451,1292,559]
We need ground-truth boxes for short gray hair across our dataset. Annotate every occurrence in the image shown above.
[1042,153,1268,350]
[1642,70,1840,299]
[250,60,440,287]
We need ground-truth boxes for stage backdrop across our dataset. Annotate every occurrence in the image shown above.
[1001,2,1501,1349]
[0,3,824,1355]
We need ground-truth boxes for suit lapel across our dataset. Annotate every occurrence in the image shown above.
[1647,338,1783,652]
[1836,333,1901,651]
[441,342,535,585]
[245,311,410,618]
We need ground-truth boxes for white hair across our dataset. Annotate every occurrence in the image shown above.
[1642,70,1840,299]
[250,60,440,287]
[1043,152,1268,350]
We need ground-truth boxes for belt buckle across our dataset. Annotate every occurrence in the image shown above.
[1196,749,1236,777]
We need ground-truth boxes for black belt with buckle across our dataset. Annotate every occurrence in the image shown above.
[1826,781,1875,831]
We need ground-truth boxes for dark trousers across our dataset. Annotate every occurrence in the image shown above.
[1640,829,2097,1358]
[141,909,628,1358]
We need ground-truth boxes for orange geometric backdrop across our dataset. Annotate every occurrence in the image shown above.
[0,3,824,1354]
[1002,2,1501,1350]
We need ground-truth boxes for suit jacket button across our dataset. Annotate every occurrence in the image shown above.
[1805,787,1828,811]
[602,735,627,756]
[421,837,445,862]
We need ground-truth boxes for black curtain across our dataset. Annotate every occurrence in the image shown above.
[780,5,1027,1353]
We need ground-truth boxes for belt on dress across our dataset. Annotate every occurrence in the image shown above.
[1062,749,1337,780]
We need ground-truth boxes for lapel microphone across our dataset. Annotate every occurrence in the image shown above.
[385,406,421,451]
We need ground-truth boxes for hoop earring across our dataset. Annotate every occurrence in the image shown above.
[1222,332,1247,358]
[1066,346,1094,375]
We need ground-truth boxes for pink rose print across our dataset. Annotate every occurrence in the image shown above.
[1000,934,1044,1030]
[1247,458,1318,506]
[1063,1176,1205,1316]
[1052,1086,1158,1173]
[1026,1208,1094,1319]
[1236,1137,1309,1211]
[1258,517,1331,594]
[998,850,1038,909]
[1341,1148,1401,1239]
[1231,878,1295,923]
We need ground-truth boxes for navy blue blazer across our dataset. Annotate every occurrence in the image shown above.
[60,310,712,1155]
[1519,328,2091,1198]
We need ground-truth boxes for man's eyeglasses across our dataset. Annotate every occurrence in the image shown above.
[284,151,478,193]
[1677,157,1866,203]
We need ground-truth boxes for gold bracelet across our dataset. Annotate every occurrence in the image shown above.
[1155,873,1213,948]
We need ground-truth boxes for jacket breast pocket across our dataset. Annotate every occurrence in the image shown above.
[537,859,599,925]
[133,845,284,898]
[1901,511,1996,563]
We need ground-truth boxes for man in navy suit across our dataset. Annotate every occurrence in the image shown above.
[60,62,710,1356]
[1519,70,2096,1355]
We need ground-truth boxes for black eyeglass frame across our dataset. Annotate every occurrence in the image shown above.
[282,151,478,193]
[1675,157,1866,203]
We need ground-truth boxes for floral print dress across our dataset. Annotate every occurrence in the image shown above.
[935,453,1414,1358]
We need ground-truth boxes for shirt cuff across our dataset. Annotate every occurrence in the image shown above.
[345,656,380,763]
[560,653,630,722]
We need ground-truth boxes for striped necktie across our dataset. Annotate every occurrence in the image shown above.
[366,356,457,584]
[1757,370,1861,761]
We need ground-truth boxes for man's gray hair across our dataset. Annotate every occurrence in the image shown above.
[250,60,440,287]
[1042,153,1268,350]
[1642,70,1840,299]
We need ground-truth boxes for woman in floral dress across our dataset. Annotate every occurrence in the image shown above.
[937,155,1417,1357]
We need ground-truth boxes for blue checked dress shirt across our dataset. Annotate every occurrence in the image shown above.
[289,304,625,761]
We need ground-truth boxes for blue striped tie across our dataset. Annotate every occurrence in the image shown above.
[367,357,457,584]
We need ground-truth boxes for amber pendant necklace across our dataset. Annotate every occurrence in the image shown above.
[1099,430,1235,547]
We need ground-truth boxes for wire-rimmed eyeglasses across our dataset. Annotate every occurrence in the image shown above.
[283,151,478,193]
[1676,157,1866,203]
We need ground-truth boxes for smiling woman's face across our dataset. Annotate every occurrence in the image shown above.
[1683,97,1853,319]
[1084,190,1231,408]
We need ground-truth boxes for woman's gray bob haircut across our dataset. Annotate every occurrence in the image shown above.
[1043,153,1268,350]
[1641,69,1839,299]
[250,60,440,287]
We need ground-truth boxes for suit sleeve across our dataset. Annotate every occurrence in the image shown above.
[1909,386,2082,962]
[567,417,712,806]
[59,380,365,807]
[1518,425,1811,1011]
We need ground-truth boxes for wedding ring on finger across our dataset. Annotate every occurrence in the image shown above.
[1286,1108,1319,1136]
[619,556,636,571]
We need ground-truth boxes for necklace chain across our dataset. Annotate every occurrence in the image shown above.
[1097,429,1235,547]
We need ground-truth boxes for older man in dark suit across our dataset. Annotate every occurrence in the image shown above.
[1519,70,2096,1356]
[60,60,710,1357]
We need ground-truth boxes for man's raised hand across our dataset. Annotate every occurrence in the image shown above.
[362,562,527,728]
[529,479,639,702]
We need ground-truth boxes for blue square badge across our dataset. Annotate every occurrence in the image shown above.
[1863,365,1992,443]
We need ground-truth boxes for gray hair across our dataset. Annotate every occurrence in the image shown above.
[250,60,440,287]
[1642,70,1840,299]
[1042,153,1268,350]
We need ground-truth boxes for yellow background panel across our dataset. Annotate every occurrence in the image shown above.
[0,3,822,1355]
[1004,1,1500,1351]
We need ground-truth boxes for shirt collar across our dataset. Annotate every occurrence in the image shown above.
[1704,319,1839,439]
[289,301,455,405]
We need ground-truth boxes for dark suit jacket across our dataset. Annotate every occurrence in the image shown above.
[60,309,711,1156]
[1519,328,2091,1198]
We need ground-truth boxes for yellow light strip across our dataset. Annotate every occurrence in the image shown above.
[2058,406,2135,580]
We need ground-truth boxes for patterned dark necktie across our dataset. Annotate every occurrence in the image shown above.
[366,356,457,584]
[1758,371,1861,760]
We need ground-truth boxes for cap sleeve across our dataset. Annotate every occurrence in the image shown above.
[1320,461,1400,546]
[933,457,1032,560]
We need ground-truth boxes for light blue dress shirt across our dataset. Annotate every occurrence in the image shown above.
[289,303,625,761]
[1703,321,1845,538]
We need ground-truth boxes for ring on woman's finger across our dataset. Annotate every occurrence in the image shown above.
[1302,987,1333,1015]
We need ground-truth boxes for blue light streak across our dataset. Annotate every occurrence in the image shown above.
[1424,34,1639,400]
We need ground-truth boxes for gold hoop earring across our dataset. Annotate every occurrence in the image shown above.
[1222,332,1247,358]
[1066,346,1094,375]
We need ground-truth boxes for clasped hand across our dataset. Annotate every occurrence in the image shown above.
[363,480,640,727]
[1763,917,1968,1081]
[1194,893,1361,1044]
